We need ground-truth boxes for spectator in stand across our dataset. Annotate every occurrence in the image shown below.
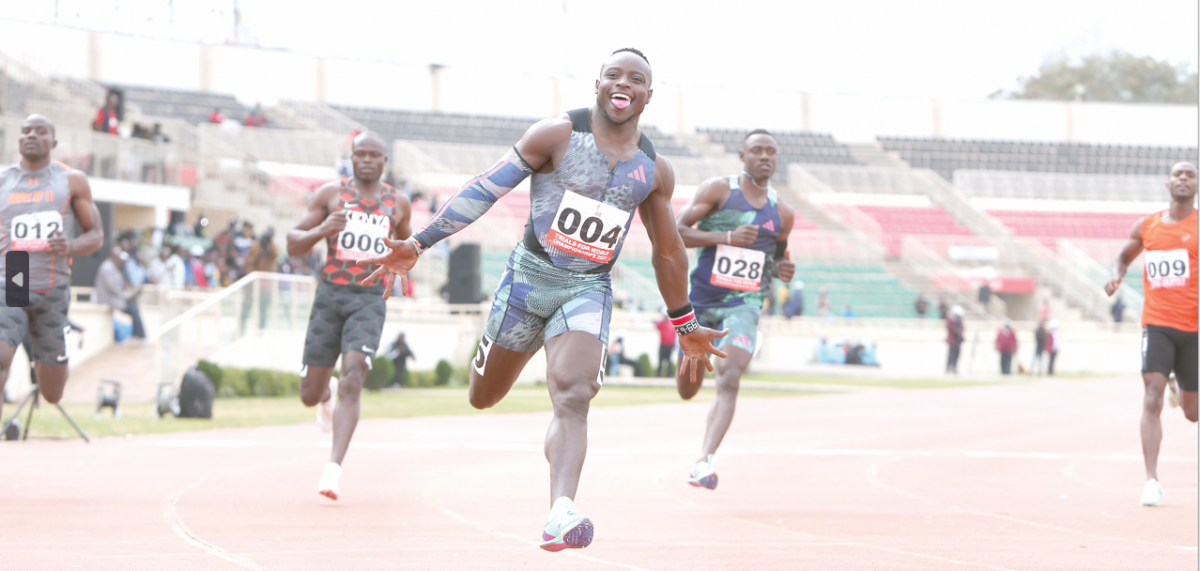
[946,305,965,374]
[186,245,209,288]
[208,107,226,124]
[94,249,146,341]
[817,286,830,318]
[93,90,122,135]
[1111,295,1126,331]
[654,309,677,377]
[243,229,279,329]
[386,332,416,387]
[914,293,929,318]
[1031,320,1047,376]
[937,295,948,319]
[995,318,1018,375]
[1046,320,1061,376]
[150,123,170,143]
[203,250,222,286]
[149,245,184,287]
[784,281,804,319]
[842,305,857,319]
[244,103,269,127]
[1039,298,1052,322]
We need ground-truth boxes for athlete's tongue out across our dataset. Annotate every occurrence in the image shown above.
[611,96,630,110]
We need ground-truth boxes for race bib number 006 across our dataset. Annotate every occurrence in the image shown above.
[711,244,766,292]
[10,211,64,251]
[1145,248,1190,289]
[336,214,391,262]
[546,191,630,264]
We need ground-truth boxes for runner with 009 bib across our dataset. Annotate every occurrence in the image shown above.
[1144,249,1189,289]
[710,244,765,292]
[546,190,629,264]
[9,210,64,251]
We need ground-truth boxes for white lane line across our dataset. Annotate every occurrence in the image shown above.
[153,440,1196,463]
[1175,546,1198,551]
[164,488,270,571]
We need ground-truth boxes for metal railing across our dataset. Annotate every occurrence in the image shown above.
[1057,238,1142,321]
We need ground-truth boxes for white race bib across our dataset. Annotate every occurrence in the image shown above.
[1145,249,1190,289]
[336,213,391,261]
[10,211,64,251]
[711,244,766,292]
[546,190,630,264]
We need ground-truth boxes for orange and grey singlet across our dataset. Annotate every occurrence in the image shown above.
[1140,209,1198,332]
[319,179,397,289]
[0,161,75,292]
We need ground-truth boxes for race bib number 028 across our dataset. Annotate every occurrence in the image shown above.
[546,191,630,264]
[336,212,391,262]
[711,244,766,292]
[10,211,64,251]
[1145,249,1190,289]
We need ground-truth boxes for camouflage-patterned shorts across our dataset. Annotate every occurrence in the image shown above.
[484,243,613,354]
[0,283,70,365]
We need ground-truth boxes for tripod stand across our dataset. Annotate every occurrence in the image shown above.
[2,346,89,443]
[3,384,90,443]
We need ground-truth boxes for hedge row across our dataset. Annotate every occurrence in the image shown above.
[197,357,461,398]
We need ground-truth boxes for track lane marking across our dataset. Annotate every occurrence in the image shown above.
[165,486,271,571]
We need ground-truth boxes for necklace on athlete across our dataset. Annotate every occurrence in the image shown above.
[741,171,769,191]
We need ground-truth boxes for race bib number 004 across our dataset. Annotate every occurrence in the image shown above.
[10,211,64,251]
[336,214,391,262]
[711,244,766,292]
[1145,248,1190,289]
[546,191,630,264]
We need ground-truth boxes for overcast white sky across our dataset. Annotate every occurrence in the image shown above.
[3,0,1197,100]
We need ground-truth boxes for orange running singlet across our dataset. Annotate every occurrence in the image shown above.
[1140,209,1198,332]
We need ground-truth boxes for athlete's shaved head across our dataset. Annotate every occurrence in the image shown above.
[23,114,56,138]
[351,131,388,183]
[743,129,774,143]
[1166,161,1197,202]
[611,47,649,66]
[353,131,388,153]
[19,114,58,162]
[595,50,653,126]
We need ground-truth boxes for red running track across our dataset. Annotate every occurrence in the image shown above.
[3,377,1196,570]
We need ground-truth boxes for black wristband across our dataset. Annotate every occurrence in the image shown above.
[774,240,787,260]
[667,303,694,319]
[674,318,700,336]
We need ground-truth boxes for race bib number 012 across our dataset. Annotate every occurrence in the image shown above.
[546,191,630,264]
[711,244,766,292]
[336,213,391,262]
[1145,248,1190,289]
[10,211,64,251]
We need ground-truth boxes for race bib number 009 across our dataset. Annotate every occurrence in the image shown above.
[546,191,630,264]
[10,211,64,251]
[336,214,391,262]
[1145,248,1190,289]
[711,244,766,292]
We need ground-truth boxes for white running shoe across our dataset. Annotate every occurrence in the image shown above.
[318,462,341,501]
[1140,478,1163,507]
[316,377,338,433]
[539,497,593,552]
[687,454,718,490]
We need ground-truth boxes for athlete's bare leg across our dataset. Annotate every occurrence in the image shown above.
[1141,372,1170,480]
[543,332,603,505]
[467,336,536,410]
[1181,390,1199,423]
[298,352,368,465]
[33,363,68,403]
[696,347,751,461]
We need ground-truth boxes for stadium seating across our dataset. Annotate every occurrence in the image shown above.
[878,136,1199,181]
[112,84,250,126]
[697,128,862,182]
[792,264,919,318]
[332,105,697,157]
